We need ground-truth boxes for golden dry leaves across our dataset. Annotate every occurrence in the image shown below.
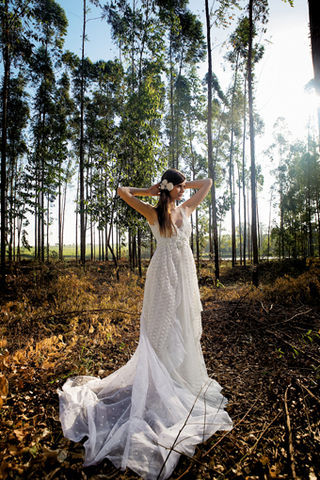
[0,374,9,408]
[0,260,319,480]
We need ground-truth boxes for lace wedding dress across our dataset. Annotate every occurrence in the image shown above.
[58,206,233,479]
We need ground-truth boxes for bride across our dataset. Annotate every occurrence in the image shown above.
[58,168,233,480]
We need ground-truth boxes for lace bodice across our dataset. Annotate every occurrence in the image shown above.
[148,206,191,249]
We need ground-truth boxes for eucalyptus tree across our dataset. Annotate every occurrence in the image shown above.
[84,59,124,267]
[266,117,291,259]
[105,0,168,273]
[26,0,67,261]
[4,75,29,263]
[174,67,209,269]
[0,0,35,281]
[157,0,206,169]
[50,72,75,260]
[270,136,320,258]
[247,0,268,273]
[204,0,241,281]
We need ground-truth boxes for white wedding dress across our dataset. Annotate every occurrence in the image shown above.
[58,206,233,479]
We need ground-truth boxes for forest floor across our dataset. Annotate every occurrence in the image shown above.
[0,259,319,480]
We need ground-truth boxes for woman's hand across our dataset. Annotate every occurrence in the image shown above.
[147,183,161,196]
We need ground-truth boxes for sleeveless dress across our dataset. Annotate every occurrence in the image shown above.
[58,206,233,480]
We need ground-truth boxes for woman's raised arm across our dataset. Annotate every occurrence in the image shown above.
[117,184,159,223]
[181,178,212,215]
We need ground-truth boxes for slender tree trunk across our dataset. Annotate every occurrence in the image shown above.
[58,169,62,260]
[98,228,101,261]
[316,203,320,257]
[8,158,14,265]
[1,0,10,286]
[138,227,142,277]
[267,189,273,261]
[61,167,68,260]
[79,0,86,264]
[76,172,79,262]
[150,231,153,259]
[237,162,242,265]
[242,76,247,267]
[229,55,239,267]
[209,204,213,259]
[169,38,175,168]
[35,192,38,260]
[205,0,219,281]
[196,208,200,274]
[248,0,259,279]
[46,194,50,262]
[40,108,45,263]
[118,228,121,260]
[17,219,21,262]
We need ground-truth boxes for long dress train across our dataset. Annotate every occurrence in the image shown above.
[58,206,233,479]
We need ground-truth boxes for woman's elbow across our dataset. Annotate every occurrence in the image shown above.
[117,186,126,198]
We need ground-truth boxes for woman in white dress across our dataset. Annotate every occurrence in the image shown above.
[58,168,233,480]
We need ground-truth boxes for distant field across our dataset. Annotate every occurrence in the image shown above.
[18,245,115,260]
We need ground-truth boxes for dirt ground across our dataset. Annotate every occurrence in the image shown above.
[0,260,319,480]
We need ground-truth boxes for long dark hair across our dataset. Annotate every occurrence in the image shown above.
[155,168,186,237]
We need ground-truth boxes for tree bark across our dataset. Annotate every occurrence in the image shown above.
[229,54,239,267]
[205,0,220,281]
[1,0,10,286]
[79,0,86,264]
[247,0,259,275]
[242,76,247,267]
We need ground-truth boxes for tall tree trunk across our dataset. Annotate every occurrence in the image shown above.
[209,204,213,259]
[46,194,50,262]
[267,189,273,261]
[196,208,200,274]
[316,202,320,257]
[75,172,79,262]
[58,168,62,260]
[98,227,101,261]
[229,54,239,267]
[190,214,194,253]
[137,227,142,277]
[79,0,86,264]
[150,231,153,260]
[237,162,242,265]
[248,0,259,276]
[1,0,10,286]
[169,38,175,168]
[205,0,220,281]
[242,76,247,267]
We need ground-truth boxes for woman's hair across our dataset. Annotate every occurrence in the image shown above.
[155,168,186,237]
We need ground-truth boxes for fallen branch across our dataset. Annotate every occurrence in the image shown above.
[270,309,312,327]
[221,410,282,479]
[231,289,251,316]
[284,385,297,480]
[297,379,320,405]
[203,392,263,456]
[156,381,215,480]
[174,464,192,480]
[265,328,320,364]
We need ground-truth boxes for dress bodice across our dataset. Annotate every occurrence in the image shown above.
[148,206,191,249]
